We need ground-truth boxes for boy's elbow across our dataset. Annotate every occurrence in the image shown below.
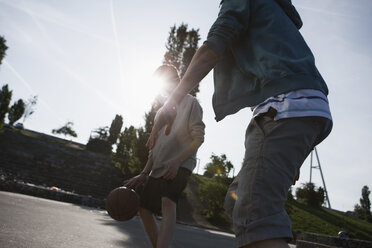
[190,122,205,146]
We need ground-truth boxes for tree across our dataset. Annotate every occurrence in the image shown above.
[108,114,123,145]
[0,36,7,65]
[199,177,229,220]
[86,126,111,155]
[113,105,157,177]
[141,102,162,148]
[354,204,364,220]
[295,182,325,208]
[144,103,160,133]
[87,114,124,155]
[204,154,234,178]
[114,126,139,176]
[135,126,150,173]
[52,121,78,138]
[0,84,12,128]
[22,95,38,123]
[354,185,372,222]
[86,138,112,155]
[163,23,200,96]
[361,186,371,216]
[8,99,25,125]
[91,126,109,140]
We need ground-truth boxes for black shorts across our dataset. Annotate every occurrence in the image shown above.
[140,167,191,215]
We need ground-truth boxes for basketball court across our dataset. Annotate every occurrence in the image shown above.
[0,191,237,248]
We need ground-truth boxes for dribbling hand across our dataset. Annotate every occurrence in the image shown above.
[123,174,146,190]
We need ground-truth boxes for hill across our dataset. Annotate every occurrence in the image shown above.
[288,200,372,241]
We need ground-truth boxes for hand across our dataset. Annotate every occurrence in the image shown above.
[123,174,147,190]
[163,160,180,180]
[146,101,177,149]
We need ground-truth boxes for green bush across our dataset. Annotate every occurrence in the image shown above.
[86,138,112,155]
[296,182,325,208]
[199,177,228,219]
[8,99,25,125]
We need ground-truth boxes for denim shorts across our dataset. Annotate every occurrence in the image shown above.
[224,112,332,247]
[140,167,191,215]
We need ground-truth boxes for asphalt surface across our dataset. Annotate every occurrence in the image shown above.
[0,191,236,248]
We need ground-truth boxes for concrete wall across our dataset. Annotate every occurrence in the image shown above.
[0,127,123,199]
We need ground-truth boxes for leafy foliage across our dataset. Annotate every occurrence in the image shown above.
[86,138,112,155]
[114,126,147,176]
[296,182,325,208]
[108,114,123,145]
[117,103,162,176]
[0,36,7,65]
[23,95,38,123]
[86,126,111,155]
[52,121,78,138]
[8,99,25,125]
[203,154,233,178]
[163,24,200,96]
[135,127,150,173]
[354,185,372,222]
[198,177,229,220]
[91,126,109,140]
[195,154,234,226]
[0,84,12,128]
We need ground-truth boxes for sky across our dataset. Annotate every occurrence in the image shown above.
[0,0,371,212]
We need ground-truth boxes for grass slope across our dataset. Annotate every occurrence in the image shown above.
[288,201,372,241]
[189,174,372,241]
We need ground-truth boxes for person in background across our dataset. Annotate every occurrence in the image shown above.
[125,65,205,248]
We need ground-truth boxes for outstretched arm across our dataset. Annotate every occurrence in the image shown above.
[146,44,218,149]
[171,44,220,104]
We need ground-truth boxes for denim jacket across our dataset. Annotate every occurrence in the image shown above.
[205,0,329,121]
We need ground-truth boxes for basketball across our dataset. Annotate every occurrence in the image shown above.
[106,186,140,221]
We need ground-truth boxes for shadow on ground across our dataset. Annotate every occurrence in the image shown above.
[98,214,235,248]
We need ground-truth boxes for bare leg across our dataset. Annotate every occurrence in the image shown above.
[139,207,158,248]
[156,197,177,248]
[242,238,290,248]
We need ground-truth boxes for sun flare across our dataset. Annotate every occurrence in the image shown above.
[130,70,167,111]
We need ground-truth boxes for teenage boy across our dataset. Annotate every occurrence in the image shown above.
[125,65,205,248]
[147,1,332,247]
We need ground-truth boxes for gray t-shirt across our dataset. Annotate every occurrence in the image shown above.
[150,94,205,178]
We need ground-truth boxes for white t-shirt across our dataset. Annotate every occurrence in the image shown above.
[150,95,205,178]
